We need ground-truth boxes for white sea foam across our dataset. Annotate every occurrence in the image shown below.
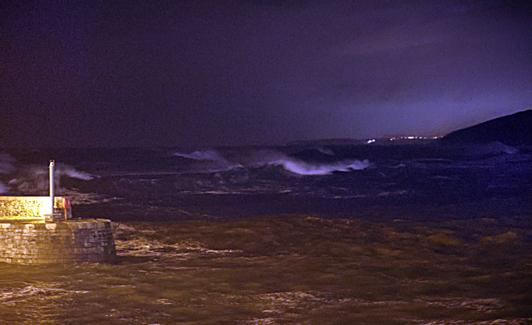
[115,234,241,258]
[7,164,94,194]
[0,284,88,304]
[270,158,370,175]
[236,149,368,175]
[174,148,369,176]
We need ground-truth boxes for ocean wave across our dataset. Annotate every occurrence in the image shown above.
[269,158,370,175]
[174,150,224,161]
[0,284,88,305]
[377,190,409,197]
[60,188,119,205]
[174,149,244,173]
[316,147,334,156]
[172,148,369,176]
[115,236,241,258]
[0,154,93,194]
[7,164,94,194]
[469,141,519,156]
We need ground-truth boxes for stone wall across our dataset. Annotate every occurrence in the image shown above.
[0,219,116,264]
[0,196,71,222]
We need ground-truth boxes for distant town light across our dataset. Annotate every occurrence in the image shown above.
[387,135,440,141]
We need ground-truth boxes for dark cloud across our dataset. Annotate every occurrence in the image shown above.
[1,0,531,147]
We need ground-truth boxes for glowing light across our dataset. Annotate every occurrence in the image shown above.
[0,197,71,222]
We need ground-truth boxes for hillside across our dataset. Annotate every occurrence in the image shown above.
[442,110,532,145]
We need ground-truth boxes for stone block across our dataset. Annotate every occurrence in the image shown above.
[0,219,116,265]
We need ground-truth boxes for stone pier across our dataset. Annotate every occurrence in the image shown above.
[0,219,116,264]
[0,196,116,264]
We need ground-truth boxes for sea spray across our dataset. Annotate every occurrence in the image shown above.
[7,164,94,194]
[0,153,15,174]
[60,165,94,180]
[174,150,225,161]
[270,158,370,175]
[173,148,369,176]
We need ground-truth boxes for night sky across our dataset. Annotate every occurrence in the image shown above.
[1,0,531,148]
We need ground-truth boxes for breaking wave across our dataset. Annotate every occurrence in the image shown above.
[470,141,519,156]
[173,148,369,176]
[316,147,334,156]
[174,150,224,161]
[269,158,370,175]
[174,150,244,174]
[6,163,94,194]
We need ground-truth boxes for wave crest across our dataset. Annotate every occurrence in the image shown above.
[174,150,224,161]
[270,159,370,175]
[173,148,369,176]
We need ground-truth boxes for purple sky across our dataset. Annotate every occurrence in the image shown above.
[1,0,531,147]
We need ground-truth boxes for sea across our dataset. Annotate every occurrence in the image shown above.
[0,140,531,324]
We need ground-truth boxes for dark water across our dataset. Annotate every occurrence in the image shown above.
[0,142,531,324]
